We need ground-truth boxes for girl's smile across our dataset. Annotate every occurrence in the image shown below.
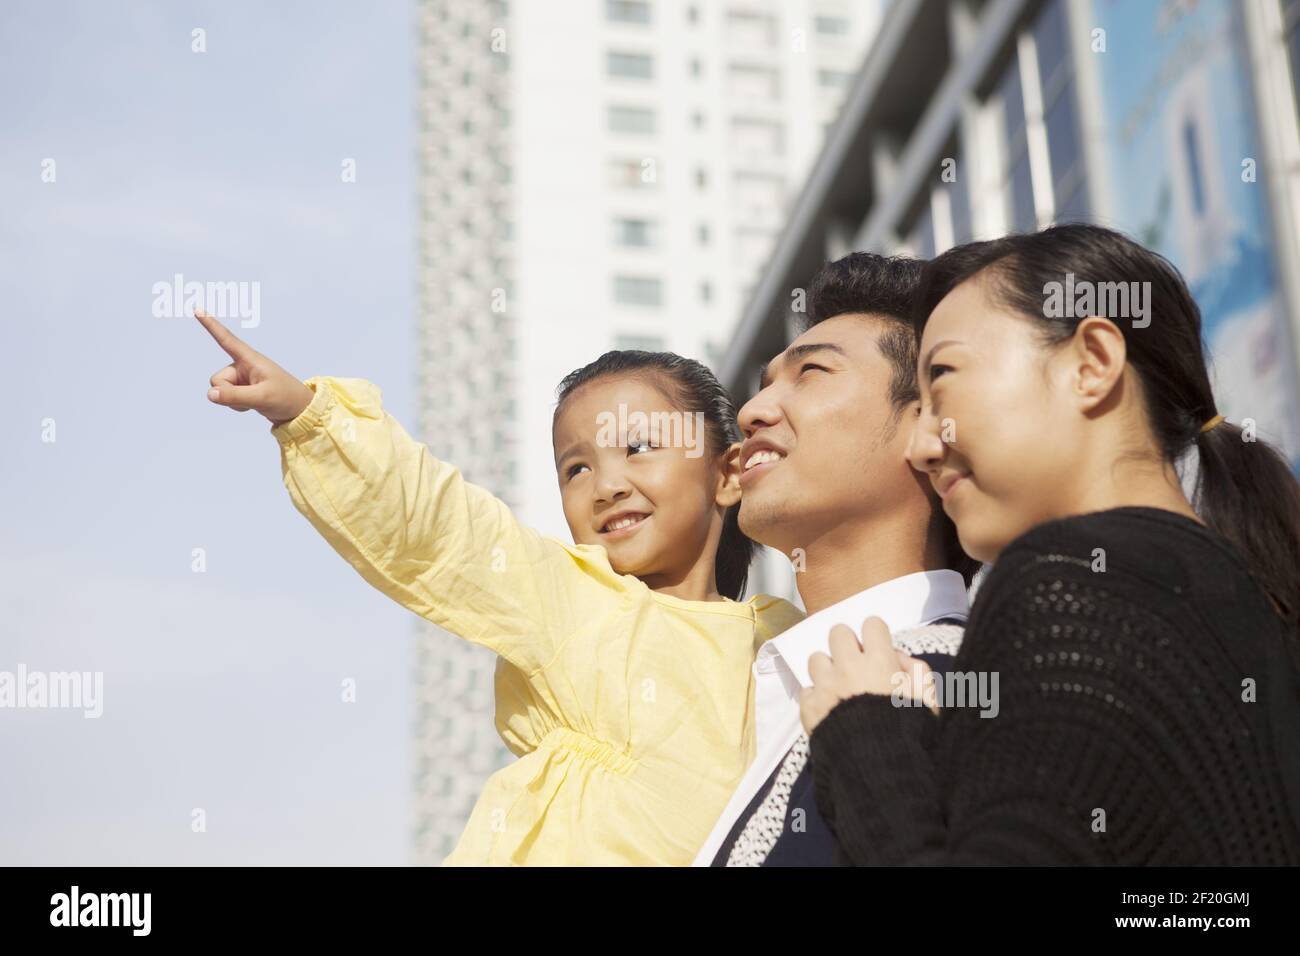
[599,511,651,538]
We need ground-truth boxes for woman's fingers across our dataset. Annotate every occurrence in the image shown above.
[826,623,861,660]
[857,617,896,668]
[807,650,836,689]
[195,308,257,362]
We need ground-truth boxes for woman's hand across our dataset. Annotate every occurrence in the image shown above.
[195,308,315,425]
[800,616,938,735]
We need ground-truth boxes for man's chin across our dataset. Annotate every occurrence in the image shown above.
[738,496,796,552]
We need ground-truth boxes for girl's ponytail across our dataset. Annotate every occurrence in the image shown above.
[1193,418,1300,633]
[715,503,752,602]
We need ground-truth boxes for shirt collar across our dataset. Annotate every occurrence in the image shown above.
[760,569,970,689]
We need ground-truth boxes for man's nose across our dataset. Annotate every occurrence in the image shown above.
[738,387,781,438]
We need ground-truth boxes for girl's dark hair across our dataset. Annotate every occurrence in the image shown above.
[916,223,1300,632]
[553,350,757,600]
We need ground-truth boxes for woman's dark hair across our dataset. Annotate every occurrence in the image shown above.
[916,223,1300,632]
[553,350,757,600]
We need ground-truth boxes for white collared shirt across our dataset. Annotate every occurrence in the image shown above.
[691,569,970,866]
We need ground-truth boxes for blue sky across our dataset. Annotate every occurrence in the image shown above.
[0,1,418,863]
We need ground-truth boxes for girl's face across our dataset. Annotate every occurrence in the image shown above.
[553,375,740,592]
[906,274,1084,563]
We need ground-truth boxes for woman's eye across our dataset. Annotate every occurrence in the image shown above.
[928,363,954,382]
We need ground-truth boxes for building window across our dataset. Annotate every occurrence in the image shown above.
[817,69,854,89]
[608,105,656,134]
[605,0,650,25]
[907,201,935,259]
[726,9,776,46]
[728,63,781,99]
[607,157,656,188]
[998,52,1036,232]
[698,222,710,244]
[1286,0,1300,114]
[1035,0,1088,222]
[695,167,708,189]
[615,332,665,352]
[613,276,663,306]
[733,172,785,222]
[947,147,973,245]
[815,15,850,36]
[608,51,654,80]
[612,217,659,247]
[690,57,702,77]
[731,117,784,155]
[699,280,713,303]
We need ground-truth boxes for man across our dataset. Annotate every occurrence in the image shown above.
[694,252,980,866]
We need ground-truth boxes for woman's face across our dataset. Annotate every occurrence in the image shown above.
[552,375,736,590]
[906,274,1083,563]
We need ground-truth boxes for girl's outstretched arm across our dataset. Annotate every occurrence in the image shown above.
[196,310,578,672]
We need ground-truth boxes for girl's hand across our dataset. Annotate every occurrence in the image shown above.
[799,616,937,735]
[195,308,315,425]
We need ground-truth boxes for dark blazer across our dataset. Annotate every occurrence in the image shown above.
[711,641,961,867]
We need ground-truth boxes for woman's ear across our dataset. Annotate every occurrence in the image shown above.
[716,442,743,508]
[1068,316,1127,414]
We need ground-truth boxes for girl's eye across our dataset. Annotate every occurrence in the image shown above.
[566,463,589,479]
[928,363,954,382]
[628,439,656,455]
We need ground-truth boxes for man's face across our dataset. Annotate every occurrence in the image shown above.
[736,314,919,554]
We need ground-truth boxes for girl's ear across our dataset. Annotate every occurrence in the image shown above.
[1067,315,1127,414]
[716,442,743,508]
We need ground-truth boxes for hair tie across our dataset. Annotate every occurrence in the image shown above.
[1199,413,1224,434]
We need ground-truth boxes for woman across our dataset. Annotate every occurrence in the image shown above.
[800,224,1300,864]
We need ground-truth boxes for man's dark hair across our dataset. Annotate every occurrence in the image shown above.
[804,252,924,418]
[802,251,982,587]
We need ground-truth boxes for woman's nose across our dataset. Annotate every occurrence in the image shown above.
[906,408,945,475]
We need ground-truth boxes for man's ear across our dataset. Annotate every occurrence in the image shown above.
[717,442,743,508]
[1068,316,1127,414]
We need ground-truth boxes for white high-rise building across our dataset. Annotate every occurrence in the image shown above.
[414,0,882,864]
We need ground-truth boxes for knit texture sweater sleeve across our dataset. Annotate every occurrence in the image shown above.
[810,508,1300,866]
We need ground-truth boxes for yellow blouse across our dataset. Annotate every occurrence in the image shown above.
[271,377,804,865]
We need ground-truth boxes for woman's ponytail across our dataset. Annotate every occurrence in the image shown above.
[1193,418,1300,633]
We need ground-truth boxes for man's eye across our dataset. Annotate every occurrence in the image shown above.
[800,363,828,375]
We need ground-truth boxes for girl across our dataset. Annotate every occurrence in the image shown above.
[801,224,1300,865]
[195,310,803,866]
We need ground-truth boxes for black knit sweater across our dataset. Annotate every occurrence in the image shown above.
[810,507,1300,865]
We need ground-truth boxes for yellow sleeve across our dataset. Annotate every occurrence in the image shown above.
[271,375,572,672]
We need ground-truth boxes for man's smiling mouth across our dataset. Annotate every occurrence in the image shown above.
[741,448,785,485]
[743,449,784,471]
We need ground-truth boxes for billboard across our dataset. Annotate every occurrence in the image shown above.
[1089,0,1300,464]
